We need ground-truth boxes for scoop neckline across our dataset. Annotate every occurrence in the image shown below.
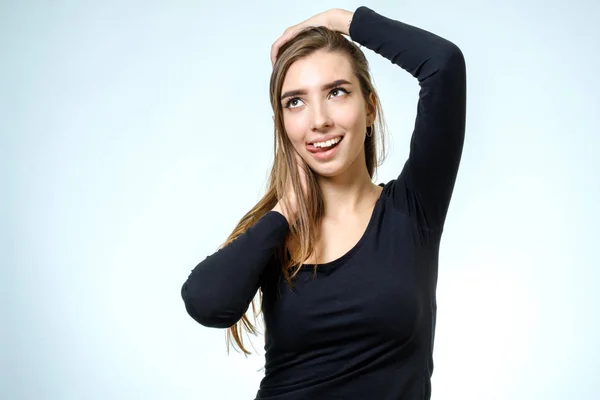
[299,182,386,269]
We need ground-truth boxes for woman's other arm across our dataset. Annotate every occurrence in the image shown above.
[181,211,289,328]
[349,6,467,230]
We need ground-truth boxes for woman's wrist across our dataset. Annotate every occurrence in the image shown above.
[328,8,354,36]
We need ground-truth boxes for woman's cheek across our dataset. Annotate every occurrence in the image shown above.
[284,121,307,149]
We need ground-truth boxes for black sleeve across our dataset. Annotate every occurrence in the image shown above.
[349,6,467,230]
[181,211,289,328]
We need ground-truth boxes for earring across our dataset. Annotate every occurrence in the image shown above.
[366,126,373,137]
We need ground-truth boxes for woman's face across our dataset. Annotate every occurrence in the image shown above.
[280,50,373,178]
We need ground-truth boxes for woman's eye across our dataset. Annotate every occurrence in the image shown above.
[331,88,344,97]
[285,97,303,109]
[285,87,350,109]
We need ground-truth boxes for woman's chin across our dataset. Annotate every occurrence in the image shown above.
[309,162,346,178]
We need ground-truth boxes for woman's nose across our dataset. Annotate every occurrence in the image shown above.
[310,103,333,131]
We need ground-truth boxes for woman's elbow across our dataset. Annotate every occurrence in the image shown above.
[440,42,465,71]
[181,283,243,328]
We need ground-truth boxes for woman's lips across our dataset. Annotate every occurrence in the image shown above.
[306,136,343,159]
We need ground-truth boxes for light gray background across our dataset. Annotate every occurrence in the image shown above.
[2,0,599,399]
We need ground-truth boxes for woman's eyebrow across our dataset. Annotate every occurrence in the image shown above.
[280,79,352,101]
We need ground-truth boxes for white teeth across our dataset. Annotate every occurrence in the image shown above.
[312,137,342,148]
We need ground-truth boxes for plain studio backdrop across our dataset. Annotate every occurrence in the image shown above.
[2,0,599,399]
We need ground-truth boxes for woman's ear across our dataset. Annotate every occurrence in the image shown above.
[365,93,376,126]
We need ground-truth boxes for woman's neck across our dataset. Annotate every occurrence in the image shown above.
[316,164,381,219]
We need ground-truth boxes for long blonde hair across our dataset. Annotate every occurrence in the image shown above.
[223,26,388,355]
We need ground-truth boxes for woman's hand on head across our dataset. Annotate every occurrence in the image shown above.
[270,8,354,66]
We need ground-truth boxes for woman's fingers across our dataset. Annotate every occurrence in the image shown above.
[270,11,332,66]
[271,26,298,66]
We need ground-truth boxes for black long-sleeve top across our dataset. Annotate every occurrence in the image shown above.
[181,6,466,399]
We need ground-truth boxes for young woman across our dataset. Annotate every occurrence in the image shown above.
[182,6,466,399]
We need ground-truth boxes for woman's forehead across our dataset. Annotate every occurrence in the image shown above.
[282,52,354,93]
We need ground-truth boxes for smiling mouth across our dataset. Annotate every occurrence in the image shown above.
[307,136,343,150]
[306,136,343,155]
